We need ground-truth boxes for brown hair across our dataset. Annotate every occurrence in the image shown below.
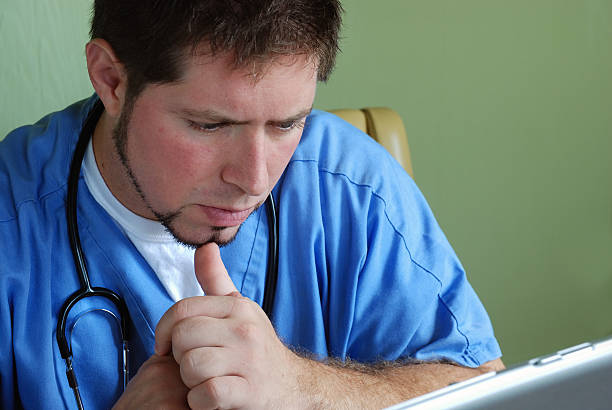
[90,0,343,98]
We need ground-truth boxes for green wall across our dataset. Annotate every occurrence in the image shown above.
[1,1,93,131]
[317,0,612,365]
[2,1,611,365]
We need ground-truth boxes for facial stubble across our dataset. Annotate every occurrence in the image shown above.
[111,97,244,249]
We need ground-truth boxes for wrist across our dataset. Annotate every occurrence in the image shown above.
[282,353,360,410]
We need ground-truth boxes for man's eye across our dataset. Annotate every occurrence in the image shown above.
[188,121,225,132]
[277,120,304,131]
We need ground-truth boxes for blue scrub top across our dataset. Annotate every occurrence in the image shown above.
[0,96,501,409]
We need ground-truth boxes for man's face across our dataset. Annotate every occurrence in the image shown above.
[111,53,317,247]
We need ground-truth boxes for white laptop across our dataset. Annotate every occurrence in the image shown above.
[386,336,612,410]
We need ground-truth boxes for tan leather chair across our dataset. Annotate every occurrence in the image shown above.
[328,107,414,178]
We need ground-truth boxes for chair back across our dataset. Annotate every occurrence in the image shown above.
[329,107,414,178]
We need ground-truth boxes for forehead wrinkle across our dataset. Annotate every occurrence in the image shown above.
[158,51,317,124]
[174,108,245,124]
[175,106,313,125]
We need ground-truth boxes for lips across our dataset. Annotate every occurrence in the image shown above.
[197,205,255,227]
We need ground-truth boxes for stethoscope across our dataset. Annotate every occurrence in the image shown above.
[56,99,279,409]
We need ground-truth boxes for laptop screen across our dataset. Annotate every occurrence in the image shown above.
[386,336,612,410]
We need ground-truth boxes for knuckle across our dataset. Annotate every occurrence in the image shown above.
[172,299,194,322]
[205,378,224,404]
[171,319,190,343]
[234,321,258,342]
[230,296,253,316]
[188,377,225,408]
[179,350,199,388]
[171,327,188,357]
[180,348,219,389]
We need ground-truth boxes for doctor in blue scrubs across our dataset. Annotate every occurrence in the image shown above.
[0,1,504,409]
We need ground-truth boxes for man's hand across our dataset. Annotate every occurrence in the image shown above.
[112,354,189,410]
[155,243,305,409]
[154,243,505,409]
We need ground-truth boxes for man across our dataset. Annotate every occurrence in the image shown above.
[0,1,503,408]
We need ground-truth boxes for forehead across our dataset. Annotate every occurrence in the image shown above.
[143,51,318,120]
[182,50,319,84]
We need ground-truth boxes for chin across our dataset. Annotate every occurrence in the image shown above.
[210,227,242,247]
[169,224,241,249]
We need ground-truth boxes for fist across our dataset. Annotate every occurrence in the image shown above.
[155,243,304,409]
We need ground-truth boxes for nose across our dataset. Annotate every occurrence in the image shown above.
[221,127,269,197]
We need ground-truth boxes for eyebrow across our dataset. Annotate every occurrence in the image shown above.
[176,107,313,125]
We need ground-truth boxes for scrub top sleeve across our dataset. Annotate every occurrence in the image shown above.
[340,166,501,368]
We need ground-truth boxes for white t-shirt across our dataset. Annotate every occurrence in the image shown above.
[82,139,203,301]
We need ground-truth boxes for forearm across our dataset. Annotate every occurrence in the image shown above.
[294,356,499,409]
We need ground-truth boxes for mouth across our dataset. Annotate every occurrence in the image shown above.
[196,205,256,227]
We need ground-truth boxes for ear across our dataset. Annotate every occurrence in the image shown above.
[85,39,128,118]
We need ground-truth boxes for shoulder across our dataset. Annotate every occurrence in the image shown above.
[278,111,502,366]
[287,109,439,261]
[285,112,502,366]
[292,109,416,213]
[293,109,404,186]
[0,96,96,220]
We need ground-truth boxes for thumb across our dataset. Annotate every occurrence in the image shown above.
[195,243,240,296]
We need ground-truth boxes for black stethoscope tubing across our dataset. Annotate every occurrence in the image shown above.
[56,99,279,409]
